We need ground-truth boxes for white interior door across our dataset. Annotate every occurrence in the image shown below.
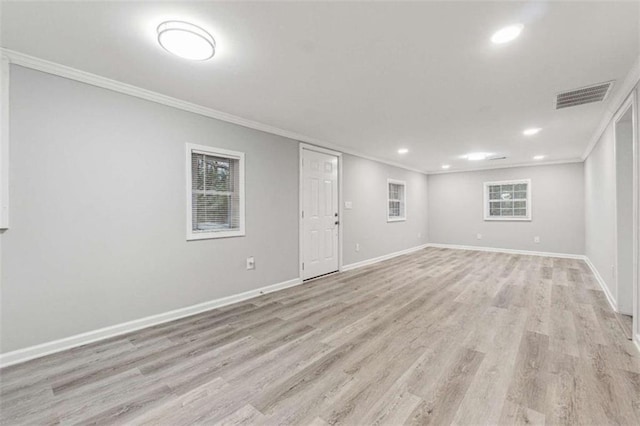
[302,148,339,280]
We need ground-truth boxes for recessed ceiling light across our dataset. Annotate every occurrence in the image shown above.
[491,24,524,44]
[464,152,492,161]
[533,155,545,160]
[398,148,409,154]
[157,21,216,61]
[442,164,451,169]
[523,128,542,136]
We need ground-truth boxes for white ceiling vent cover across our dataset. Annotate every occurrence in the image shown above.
[555,81,614,109]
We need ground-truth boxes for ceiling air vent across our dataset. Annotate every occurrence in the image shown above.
[555,81,614,109]
[488,156,507,161]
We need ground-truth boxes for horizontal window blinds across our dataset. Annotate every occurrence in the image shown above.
[191,152,240,232]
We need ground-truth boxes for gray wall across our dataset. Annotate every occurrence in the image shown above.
[1,66,431,354]
[428,163,585,255]
[615,111,634,314]
[585,122,617,299]
[1,66,302,352]
[342,154,428,266]
[585,84,639,312]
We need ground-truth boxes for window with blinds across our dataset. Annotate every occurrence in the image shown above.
[484,179,531,221]
[186,144,245,240]
[387,179,406,222]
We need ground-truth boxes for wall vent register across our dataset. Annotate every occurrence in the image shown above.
[555,81,613,109]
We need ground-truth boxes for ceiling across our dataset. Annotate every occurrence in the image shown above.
[1,1,639,173]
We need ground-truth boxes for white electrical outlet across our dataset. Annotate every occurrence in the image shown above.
[355,243,360,252]
[477,233,482,240]
[534,236,540,243]
[418,232,421,239]
[246,256,255,270]
[345,201,353,209]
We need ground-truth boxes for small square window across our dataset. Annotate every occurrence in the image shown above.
[187,144,245,240]
[484,179,531,221]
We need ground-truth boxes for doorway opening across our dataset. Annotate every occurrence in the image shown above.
[615,98,636,340]
[299,144,342,281]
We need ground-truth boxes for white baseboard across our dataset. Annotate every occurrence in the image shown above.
[426,243,622,314]
[0,277,302,369]
[341,244,430,272]
[635,335,640,354]
[582,257,618,312]
[426,243,585,260]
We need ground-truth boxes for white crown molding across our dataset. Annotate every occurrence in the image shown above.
[0,48,429,175]
[0,276,302,368]
[427,158,584,175]
[582,55,640,161]
[1,48,611,177]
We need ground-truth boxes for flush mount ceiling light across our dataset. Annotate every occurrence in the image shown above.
[523,127,542,136]
[441,164,451,169]
[398,148,409,154]
[157,21,216,61]
[533,155,545,160]
[491,24,524,44]
[463,152,493,161]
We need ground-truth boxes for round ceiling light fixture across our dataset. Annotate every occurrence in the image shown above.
[463,152,493,161]
[491,24,524,44]
[523,127,542,136]
[157,21,216,61]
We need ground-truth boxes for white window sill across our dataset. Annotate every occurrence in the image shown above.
[187,230,246,240]
[387,217,406,223]
[484,217,531,222]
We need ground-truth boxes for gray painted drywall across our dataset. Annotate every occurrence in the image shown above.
[585,84,639,312]
[342,154,428,266]
[428,163,585,255]
[1,66,432,354]
[585,120,617,299]
[616,110,634,314]
[1,66,302,352]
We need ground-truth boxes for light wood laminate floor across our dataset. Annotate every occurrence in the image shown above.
[1,248,639,425]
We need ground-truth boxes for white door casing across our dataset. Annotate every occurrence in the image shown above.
[301,148,339,280]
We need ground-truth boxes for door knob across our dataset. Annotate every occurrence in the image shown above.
[335,221,340,225]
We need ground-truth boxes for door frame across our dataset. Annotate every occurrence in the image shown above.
[612,90,638,342]
[299,143,343,281]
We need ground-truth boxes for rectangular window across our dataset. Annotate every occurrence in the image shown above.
[186,144,245,240]
[387,179,406,222]
[484,179,531,221]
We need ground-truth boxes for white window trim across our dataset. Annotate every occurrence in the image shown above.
[387,178,407,222]
[0,55,9,229]
[186,143,245,240]
[483,178,532,221]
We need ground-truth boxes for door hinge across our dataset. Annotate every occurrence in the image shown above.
[302,263,305,270]
[302,210,304,218]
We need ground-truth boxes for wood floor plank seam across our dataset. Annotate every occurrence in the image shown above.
[1,247,638,425]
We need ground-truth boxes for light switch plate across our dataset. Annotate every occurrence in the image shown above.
[344,201,353,209]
